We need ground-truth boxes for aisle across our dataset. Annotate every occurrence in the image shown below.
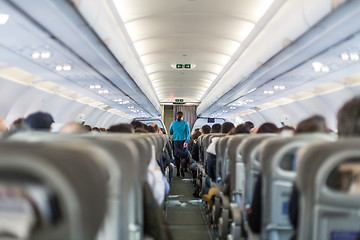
[166,171,214,240]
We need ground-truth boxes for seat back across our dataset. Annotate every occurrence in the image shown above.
[297,138,360,240]
[260,133,336,240]
[0,141,108,240]
[227,134,250,201]
[215,136,232,185]
[241,134,276,216]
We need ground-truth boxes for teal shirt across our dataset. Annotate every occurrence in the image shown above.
[169,119,190,143]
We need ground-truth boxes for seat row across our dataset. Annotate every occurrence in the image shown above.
[0,131,172,240]
[196,132,360,240]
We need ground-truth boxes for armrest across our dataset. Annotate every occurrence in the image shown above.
[229,203,242,225]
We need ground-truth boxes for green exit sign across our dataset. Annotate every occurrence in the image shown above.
[175,64,191,69]
[175,99,184,102]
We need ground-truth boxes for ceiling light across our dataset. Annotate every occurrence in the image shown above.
[230,107,237,110]
[321,66,330,73]
[63,64,72,71]
[89,85,95,89]
[264,90,268,94]
[55,65,63,71]
[32,51,40,59]
[40,50,51,59]
[350,52,360,61]
[114,98,122,102]
[94,84,101,89]
[279,86,285,90]
[312,62,323,72]
[0,14,9,25]
[274,86,279,90]
[341,52,350,61]
[223,110,228,113]
[245,99,254,103]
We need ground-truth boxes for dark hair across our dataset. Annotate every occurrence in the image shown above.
[228,124,250,135]
[149,123,159,132]
[83,125,92,132]
[160,128,166,134]
[296,115,327,134]
[108,123,134,133]
[337,97,360,137]
[257,122,278,133]
[211,123,222,133]
[221,122,235,134]
[92,127,100,132]
[24,111,54,130]
[131,120,145,129]
[201,124,211,134]
[135,128,148,133]
[244,121,254,131]
[176,111,184,122]
[191,130,202,140]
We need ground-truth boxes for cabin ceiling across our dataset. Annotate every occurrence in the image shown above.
[108,0,276,103]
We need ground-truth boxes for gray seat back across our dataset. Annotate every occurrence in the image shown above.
[241,134,276,215]
[215,136,232,185]
[227,134,250,200]
[0,141,108,240]
[260,133,336,240]
[297,138,360,240]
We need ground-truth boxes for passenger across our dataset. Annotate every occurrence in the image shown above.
[108,123,134,133]
[244,121,255,132]
[207,122,235,182]
[135,128,148,133]
[149,123,163,134]
[191,130,204,198]
[83,125,92,132]
[169,111,190,177]
[59,122,89,134]
[287,115,329,239]
[130,120,145,130]
[160,128,166,134]
[23,111,54,131]
[211,123,221,133]
[9,118,24,131]
[146,125,156,133]
[201,124,211,134]
[248,122,280,234]
[257,122,279,133]
[92,127,101,132]
[228,123,250,135]
[0,117,7,132]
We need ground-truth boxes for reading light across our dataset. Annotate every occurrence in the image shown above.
[341,52,350,61]
[55,65,63,71]
[321,66,330,73]
[350,52,360,61]
[312,62,323,72]
[0,14,9,25]
[63,64,72,71]
[32,51,40,59]
[94,85,101,89]
[40,50,51,59]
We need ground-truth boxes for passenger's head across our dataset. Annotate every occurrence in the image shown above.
[201,124,211,134]
[228,124,250,135]
[280,125,296,137]
[92,127,100,132]
[135,128,148,133]
[337,97,360,137]
[130,120,145,130]
[60,122,88,134]
[191,130,202,142]
[24,111,54,131]
[160,128,166,134]
[211,123,222,133]
[257,122,278,133]
[108,123,134,133]
[83,125,92,132]
[243,121,255,131]
[176,111,184,122]
[149,123,162,134]
[296,115,327,134]
[221,122,235,134]
[10,117,24,131]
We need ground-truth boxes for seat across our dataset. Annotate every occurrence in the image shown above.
[0,141,108,240]
[6,131,149,240]
[260,133,336,240]
[297,138,360,240]
[215,136,232,185]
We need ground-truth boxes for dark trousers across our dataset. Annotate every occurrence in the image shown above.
[173,140,188,176]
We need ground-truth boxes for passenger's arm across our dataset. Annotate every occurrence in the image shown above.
[169,122,174,136]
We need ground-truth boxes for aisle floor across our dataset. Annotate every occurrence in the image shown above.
[166,171,214,240]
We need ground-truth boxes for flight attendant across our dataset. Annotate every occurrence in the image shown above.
[169,111,190,177]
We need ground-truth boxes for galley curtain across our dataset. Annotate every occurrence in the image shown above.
[173,105,197,131]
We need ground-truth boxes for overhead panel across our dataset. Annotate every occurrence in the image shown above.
[112,0,275,103]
